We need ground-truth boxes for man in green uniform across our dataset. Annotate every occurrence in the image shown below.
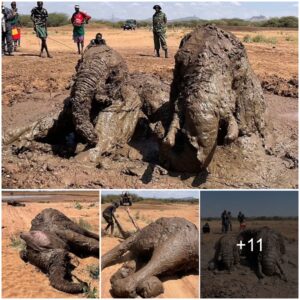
[31,1,52,58]
[152,4,168,58]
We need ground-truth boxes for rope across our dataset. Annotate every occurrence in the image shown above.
[47,36,76,51]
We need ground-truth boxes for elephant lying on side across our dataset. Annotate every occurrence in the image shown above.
[20,208,99,294]
[102,217,199,298]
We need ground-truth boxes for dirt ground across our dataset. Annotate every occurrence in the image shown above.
[2,27,298,189]
[101,202,199,298]
[2,193,99,298]
[201,220,298,298]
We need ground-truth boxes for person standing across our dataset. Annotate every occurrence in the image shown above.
[2,3,14,56]
[10,2,21,51]
[71,5,91,54]
[152,4,168,58]
[237,211,246,231]
[227,211,232,231]
[31,1,52,58]
[221,210,228,233]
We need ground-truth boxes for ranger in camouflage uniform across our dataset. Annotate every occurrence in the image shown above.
[152,5,168,58]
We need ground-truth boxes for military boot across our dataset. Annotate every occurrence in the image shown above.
[156,50,160,57]
[164,49,168,58]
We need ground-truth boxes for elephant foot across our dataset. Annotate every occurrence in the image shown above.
[111,276,138,298]
[137,276,164,298]
[110,260,136,284]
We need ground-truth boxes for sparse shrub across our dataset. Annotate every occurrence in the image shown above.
[19,13,69,27]
[285,35,296,42]
[74,201,82,210]
[243,34,252,43]
[10,235,26,250]
[243,34,277,44]
[83,284,98,298]
[87,265,99,279]
[135,211,140,220]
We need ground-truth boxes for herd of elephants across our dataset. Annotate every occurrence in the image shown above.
[3,23,297,299]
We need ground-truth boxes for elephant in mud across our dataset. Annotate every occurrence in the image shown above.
[238,227,287,280]
[159,25,265,172]
[4,25,265,173]
[208,227,287,281]
[208,234,240,272]
[102,217,199,298]
[19,208,99,294]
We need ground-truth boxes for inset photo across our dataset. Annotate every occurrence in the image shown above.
[101,190,199,298]
[201,191,298,298]
[2,191,99,298]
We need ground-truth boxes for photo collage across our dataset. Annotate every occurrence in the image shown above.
[1,0,298,299]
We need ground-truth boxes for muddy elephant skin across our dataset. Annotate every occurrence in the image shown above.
[20,208,99,294]
[160,25,265,172]
[209,234,240,271]
[240,227,287,280]
[4,25,266,176]
[102,217,199,298]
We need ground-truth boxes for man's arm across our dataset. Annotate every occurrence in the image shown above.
[31,8,35,23]
[81,11,91,23]
[44,9,48,20]
[163,13,167,24]
[5,8,14,21]
[71,12,75,24]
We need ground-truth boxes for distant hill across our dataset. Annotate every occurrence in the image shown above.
[248,15,268,22]
[169,16,200,22]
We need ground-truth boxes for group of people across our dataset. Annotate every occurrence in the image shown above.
[2,1,21,56]
[202,210,247,234]
[221,210,246,233]
[2,2,169,58]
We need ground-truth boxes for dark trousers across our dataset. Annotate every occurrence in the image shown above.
[2,28,13,54]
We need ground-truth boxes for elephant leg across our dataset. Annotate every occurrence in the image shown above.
[111,233,194,298]
[101,234,136,270]
[224,114,239,144]
[55,229,99,258]
[110,260,136,284]
[48,250,86,294]
[276,260,287,281]
[257,253,264,279]
[64,223,100,241]
[162,112,180,148]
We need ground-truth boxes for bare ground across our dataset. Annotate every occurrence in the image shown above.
[2,27,298,189]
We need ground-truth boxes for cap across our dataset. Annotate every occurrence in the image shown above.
[153,4,161,9]
[75,4,80,9]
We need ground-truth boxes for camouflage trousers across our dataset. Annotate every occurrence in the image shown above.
[153,31,167,51]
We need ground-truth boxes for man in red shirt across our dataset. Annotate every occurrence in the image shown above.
[71,5,91,54]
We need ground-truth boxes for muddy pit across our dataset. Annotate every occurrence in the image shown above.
[201,222,298,298]
[2,25,298,189]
